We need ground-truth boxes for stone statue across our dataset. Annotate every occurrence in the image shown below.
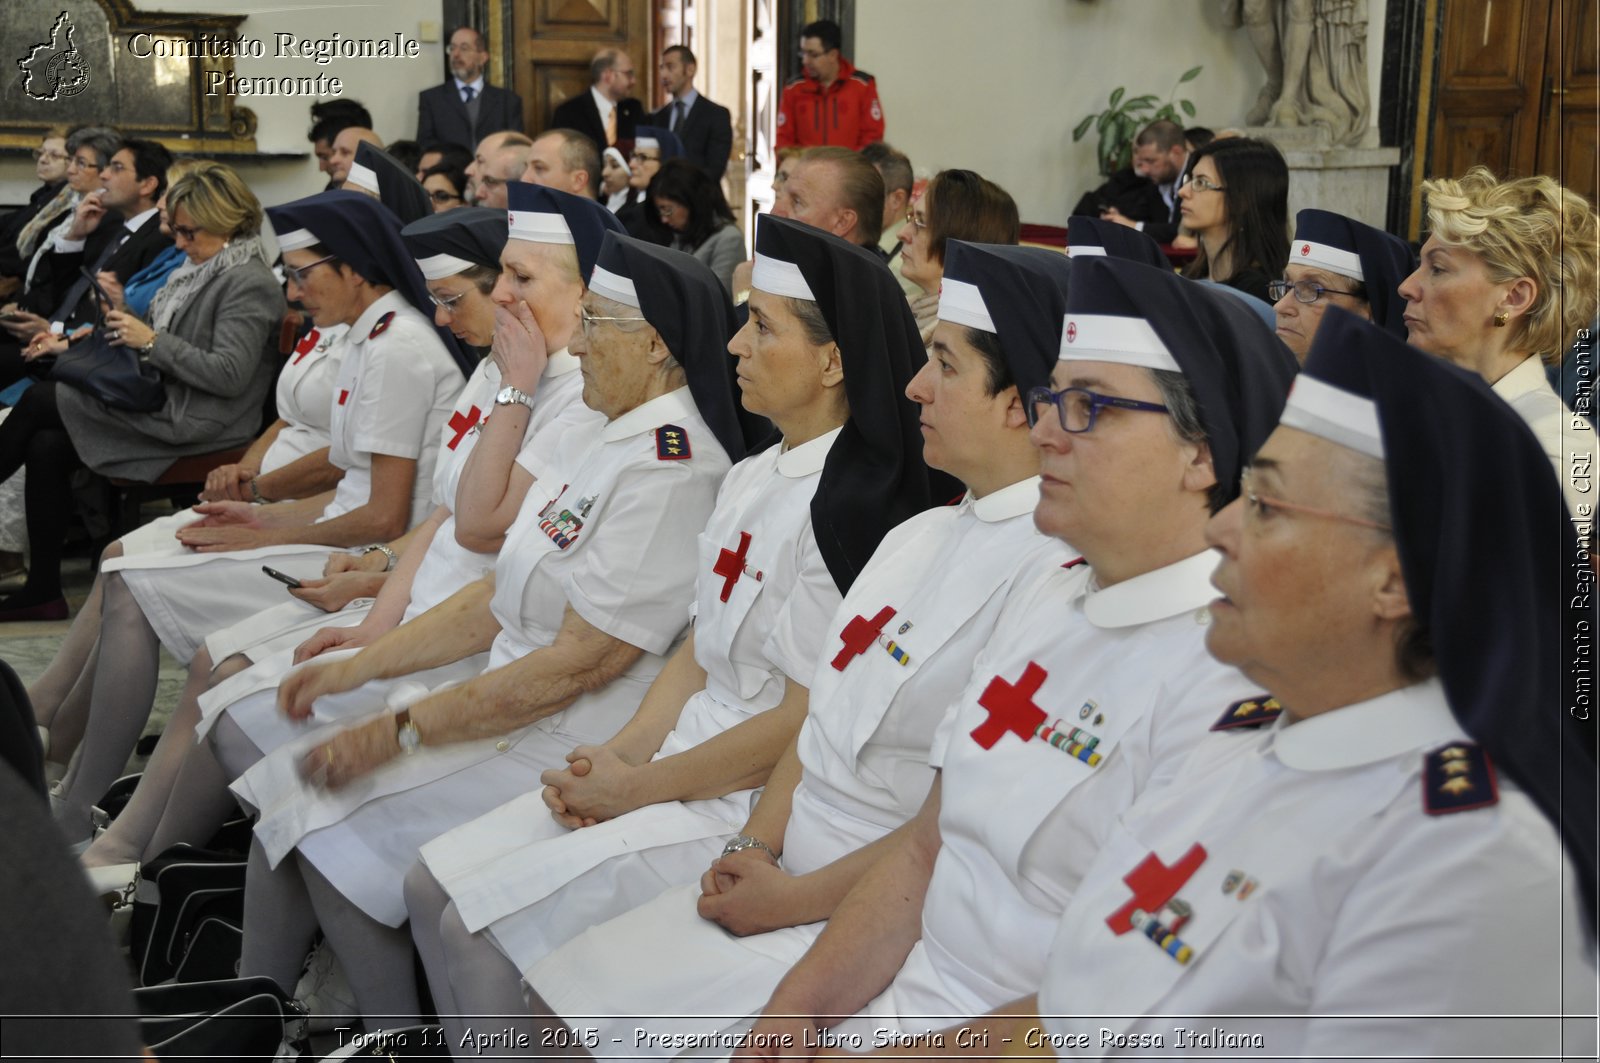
[1224,0,1370,146]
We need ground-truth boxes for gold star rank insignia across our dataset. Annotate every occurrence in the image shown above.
[1211,695,1283,732]
[1424,743,1498,815]
[655,424,692,460]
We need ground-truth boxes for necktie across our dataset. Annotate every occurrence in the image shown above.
[461,85,476,104]
[54,228,129,323]
[604,105,618,145]
[671,99,687,131]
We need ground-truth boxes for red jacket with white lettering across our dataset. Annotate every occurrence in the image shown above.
[775,58,885,150]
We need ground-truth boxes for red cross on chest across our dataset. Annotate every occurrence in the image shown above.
[712,531,762,602]
[831,606,897,670]
[971,662,1049,749]
[447,405,483,450]
[291,329,320,365]
[1105,843,1207,934]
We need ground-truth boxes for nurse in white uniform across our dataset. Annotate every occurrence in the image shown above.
[732,257,1298,1056]
[519,241,1076,1053]
[820,310,1598,1062]
[233,225,744,1026]
[52,191,467,841]
[80,203,606,887]
[409,216,942,1053]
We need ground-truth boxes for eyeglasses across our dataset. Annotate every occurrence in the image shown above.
[903,209,928,232]
[429,190,463,204]
[170,223,203,242]
[67,156,101,171]
[1239,466,1392,532]
[579,304,647,338]
[1267,279,1362,305]
[1180,173,1225,193]
[427,288,471,313]
[284,254,339,286]
[656,202,685,221]
[798,47,833,60]
[32,148,67,162]
[630,152,660,165]
[1026,386,1170,434]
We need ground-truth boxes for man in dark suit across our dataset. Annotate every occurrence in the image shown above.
[650,45,733,178]
[417,27,525,150]
[1075,120,1190,244]
[549,48,645,151]
[1,137,175,345]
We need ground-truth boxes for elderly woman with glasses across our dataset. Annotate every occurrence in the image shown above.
[0,125,74,300]
[229,216,747,1026]
[896,170,1021,346]
[823,311,1595,1063]
[1271,208,1414,361]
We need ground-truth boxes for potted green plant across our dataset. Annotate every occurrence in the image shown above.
[1073,66,1203,175]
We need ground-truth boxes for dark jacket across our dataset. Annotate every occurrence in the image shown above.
[549,90,645,149]
[0,181,68,279]
[650,94,734,178]
[417,80,525,150]
[1070,167,1182,244]
[20,210,174,327]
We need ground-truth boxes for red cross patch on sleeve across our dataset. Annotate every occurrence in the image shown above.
[368,311,396,339]
[656,425,691,460]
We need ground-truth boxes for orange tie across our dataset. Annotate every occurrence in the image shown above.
[604,106,617,145]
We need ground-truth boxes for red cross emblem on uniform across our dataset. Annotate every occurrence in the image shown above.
[971,662,1049,749]
[338,388,350,406]
[712,531,763,602]
[1300,243,1311,256]
[1105,843,1207,934]
[447,405,482,450]
[292,328,320,365]
[1065,321,1078,344]
[831,606,896,670]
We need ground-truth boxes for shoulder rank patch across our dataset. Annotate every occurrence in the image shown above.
[655,424,691,461]
[368,311,396,339]
[1423,743,1498,815]
[1063,556,1088,570]
[1211,695,1283,732]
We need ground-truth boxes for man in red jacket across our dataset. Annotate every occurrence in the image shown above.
[776,19,885,150]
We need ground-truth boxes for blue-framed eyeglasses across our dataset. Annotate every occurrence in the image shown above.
[1026,385,1170,434]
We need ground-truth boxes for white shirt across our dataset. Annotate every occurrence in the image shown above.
[261,324,349,473]
[54,204,159,254]
[403,349,600,622]
[322,291,463,527]
[454,75,485,100]
[486,386,732,745]
[783,477,1072,877]
[891,550,1257,1020]
[1038,679,1594,1060]
[1492,353,1596,540]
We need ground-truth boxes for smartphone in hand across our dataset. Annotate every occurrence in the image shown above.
[262,565,303,589]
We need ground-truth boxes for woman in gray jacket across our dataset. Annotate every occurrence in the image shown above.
[0,162,283,621]
[649,159,746,296]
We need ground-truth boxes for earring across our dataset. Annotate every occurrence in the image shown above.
[1493,311,1509,327]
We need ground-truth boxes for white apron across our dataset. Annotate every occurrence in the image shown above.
[235,387,731,925]
[422,427,842,971]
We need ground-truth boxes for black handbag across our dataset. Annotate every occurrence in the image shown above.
[48,266,167,412]
[137,975,306,1061]
[131,842,248,986]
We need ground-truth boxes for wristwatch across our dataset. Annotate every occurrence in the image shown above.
[721,833,779,864]
[495,385,535,410]
[360,543,398,571]
[394,707,422,755]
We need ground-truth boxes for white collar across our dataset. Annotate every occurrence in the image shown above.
[602,385,696,442]
[1271,678,1458,771]
[590,86,616,118]
[961,475,1042,523]
[348,289,409,340]
[124,206,160,233]
[1490,354,1553,401]
[1082,549,1218,629]
[454,76,485,94]
[544,347,579,378]
[776,425,841,477]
